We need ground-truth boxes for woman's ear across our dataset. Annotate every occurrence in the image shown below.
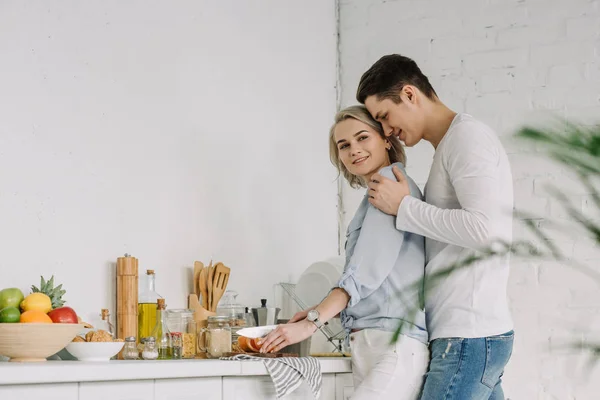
[385,140,392,150]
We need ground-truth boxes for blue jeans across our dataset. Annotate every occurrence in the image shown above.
[420,331,514,400]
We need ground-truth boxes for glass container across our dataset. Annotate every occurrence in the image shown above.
[150,298,172,359]
[199,316,232,359]
[122,336,138,360]
[216,290,245,345]
[166,309,196,359]
[138,269,162,343]
[142,337,158,360]
[98,309,114,336]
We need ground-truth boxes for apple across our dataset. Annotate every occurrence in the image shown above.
[47,306,78,323]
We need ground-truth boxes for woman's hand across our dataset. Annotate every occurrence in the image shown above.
[258,320,316,353]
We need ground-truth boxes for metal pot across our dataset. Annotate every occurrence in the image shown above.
[251,299,280,326]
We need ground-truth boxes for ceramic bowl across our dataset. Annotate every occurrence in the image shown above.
[0,323,84,362]
[65,341,124,361]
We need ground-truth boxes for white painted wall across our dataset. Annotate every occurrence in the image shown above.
[339,0,600,398]
[0,1,338,323]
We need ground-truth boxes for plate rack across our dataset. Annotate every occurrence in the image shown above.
[278,282,347,355]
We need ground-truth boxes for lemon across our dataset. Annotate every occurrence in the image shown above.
[20,293,52,313]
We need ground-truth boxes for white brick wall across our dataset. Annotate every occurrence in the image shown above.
[338,0,600,398]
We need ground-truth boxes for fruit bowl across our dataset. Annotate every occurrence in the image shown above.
[65,341,124,362]
[0,323,84,362]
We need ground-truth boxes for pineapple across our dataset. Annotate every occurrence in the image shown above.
[31,275,66,309]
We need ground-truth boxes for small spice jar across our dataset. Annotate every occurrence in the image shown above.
[199,316,232,359]
[171,332,183,359]
[122,336,138,360]
[142,337,159,360]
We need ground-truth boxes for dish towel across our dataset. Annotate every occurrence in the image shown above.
[221,354,322,399]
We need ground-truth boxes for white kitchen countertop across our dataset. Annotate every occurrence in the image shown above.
[0,357,352,385]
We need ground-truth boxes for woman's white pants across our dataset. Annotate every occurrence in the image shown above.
[349,329,429,400]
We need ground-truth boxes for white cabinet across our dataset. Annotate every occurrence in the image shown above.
[222,375,336,400]
[154,377,222,400]
[335,373,354,400]
[0,383,78,400]
[79,380,154,400]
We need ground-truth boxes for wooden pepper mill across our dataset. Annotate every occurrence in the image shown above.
[116,254,138,343]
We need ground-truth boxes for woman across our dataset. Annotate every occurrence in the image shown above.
[259,105,429,399]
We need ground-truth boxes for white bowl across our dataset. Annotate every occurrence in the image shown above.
[65,341,124,361]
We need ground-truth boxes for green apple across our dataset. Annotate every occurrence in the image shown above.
[0,288,25,310]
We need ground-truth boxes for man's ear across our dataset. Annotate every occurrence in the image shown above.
[403,85,417,103]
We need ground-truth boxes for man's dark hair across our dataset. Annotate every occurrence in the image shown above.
[356,54,438,104]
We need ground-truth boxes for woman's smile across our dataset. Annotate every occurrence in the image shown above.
[353,156,369,165]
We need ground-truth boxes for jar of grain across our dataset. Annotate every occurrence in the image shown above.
[199,316,232,359]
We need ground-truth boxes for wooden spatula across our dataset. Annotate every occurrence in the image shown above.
[207,261,215,312]
[211,263,231,312]
[199,267,209,310]
[193,261,204,297]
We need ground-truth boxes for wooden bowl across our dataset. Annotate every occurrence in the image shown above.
[0,323,84,362]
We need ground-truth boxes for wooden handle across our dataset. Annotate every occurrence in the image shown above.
[199,267,208,310]
[193,261,203,296]
[207,266,214,312]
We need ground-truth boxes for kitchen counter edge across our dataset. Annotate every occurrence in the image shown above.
[0,357,352,385]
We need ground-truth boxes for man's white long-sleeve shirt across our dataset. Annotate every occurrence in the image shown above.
[397,113,513,340]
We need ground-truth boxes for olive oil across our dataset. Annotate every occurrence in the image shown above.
[138,270,161,342]
[138,302,157,341]
[151,298,172,360]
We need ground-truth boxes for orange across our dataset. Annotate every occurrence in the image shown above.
[20,310,52,323]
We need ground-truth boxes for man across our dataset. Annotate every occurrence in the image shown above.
[357,54,514,399]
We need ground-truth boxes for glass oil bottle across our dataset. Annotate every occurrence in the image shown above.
[151,298,172,359]
[138,269,161,343]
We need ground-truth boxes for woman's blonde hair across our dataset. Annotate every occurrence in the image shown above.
[329,105,406,188]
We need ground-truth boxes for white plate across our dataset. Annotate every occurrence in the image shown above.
[236,325,278,339]
[295,257,345,340]
[295,257,344,309]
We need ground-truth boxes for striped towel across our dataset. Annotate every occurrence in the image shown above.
[222,354,322,399]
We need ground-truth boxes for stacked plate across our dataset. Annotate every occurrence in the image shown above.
[295,256,345,345]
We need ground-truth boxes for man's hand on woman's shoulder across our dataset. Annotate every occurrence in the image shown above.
[368,165,410,215]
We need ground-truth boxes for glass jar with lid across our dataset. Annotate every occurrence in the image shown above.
[199,316,232,359]
[216,290,245,345]
[122,336,138,360]
[166,309,197,359]
[216,290,245,324]
[142,337,159,360]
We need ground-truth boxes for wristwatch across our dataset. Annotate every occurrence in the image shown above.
[307,309,324,331]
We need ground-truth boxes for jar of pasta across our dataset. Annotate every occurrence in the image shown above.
[167,309,197,359]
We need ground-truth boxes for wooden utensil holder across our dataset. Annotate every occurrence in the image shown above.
[188,294,216,354]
